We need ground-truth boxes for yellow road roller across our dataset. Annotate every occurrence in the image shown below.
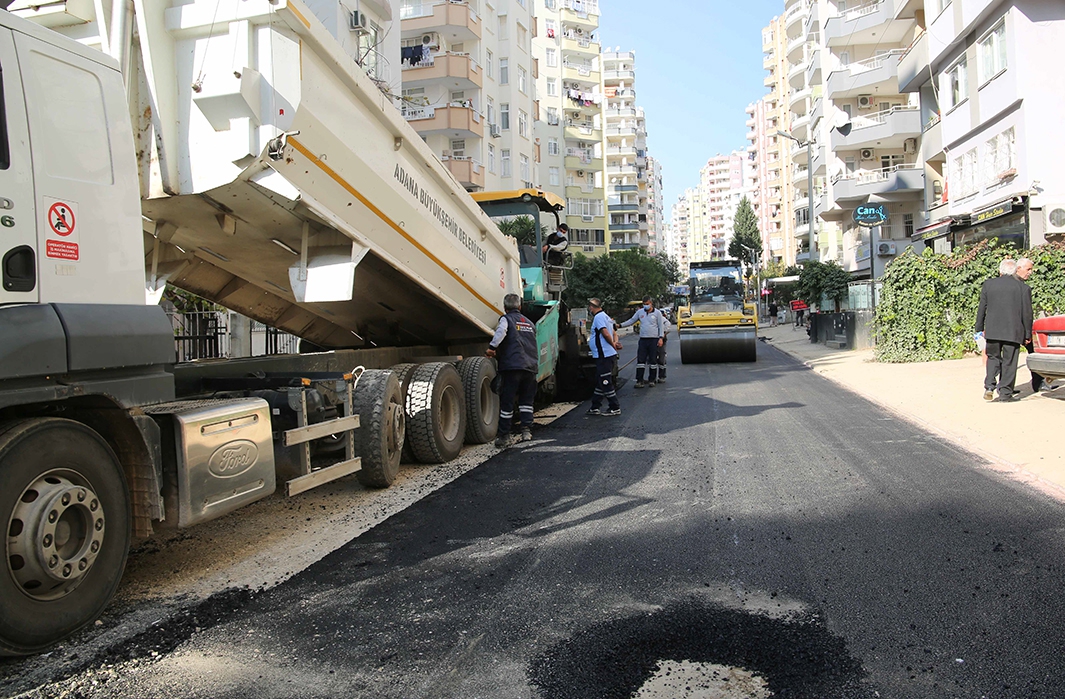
[678,260,758,363]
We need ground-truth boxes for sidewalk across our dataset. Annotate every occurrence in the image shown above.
[759,321,1065,499]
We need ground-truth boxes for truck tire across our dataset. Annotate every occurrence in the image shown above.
[457,357,498,444]
[388,363,420,464]
[0,418,131,656]
[352,370,405,488]
[405,362,466,464]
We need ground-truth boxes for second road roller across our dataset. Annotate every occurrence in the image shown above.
[678,260,758,363]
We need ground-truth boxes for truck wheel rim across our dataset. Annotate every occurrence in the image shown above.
[440,385,460,442]
[386,401,404,461]
[7,470,106,601]
[479,378,495,425]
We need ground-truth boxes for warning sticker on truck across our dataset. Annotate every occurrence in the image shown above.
[43,197,80,262]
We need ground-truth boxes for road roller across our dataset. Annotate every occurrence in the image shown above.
[678,260,758,363]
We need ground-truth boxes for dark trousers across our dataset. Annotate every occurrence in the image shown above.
[1024,339,1045,391]
[590,356,619,410]
[985,340,1020,397]
[498,369,537,434]
[636,337,659,383]
[657,336,667,378]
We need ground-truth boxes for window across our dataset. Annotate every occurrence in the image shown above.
[488,144,496,172]
[450,139,466,157]
[549,166,560,186]
[517,24,527,49]
[498,16,508,40]
[546,48,557,68]
[546,19,557,36]
[545,0,555,9]
[978,21,1007,84]
[520,154,530,181]
[518,66,528,94]
[501,103,510,130]
[567,198,604,217]
[485,49,494,79]
[546,106,558,125]
[518,110,529,138]
[880,153,905,170]
[984,127,1016,182]
[501,149,511,177]
[357,21,383,80]
[841,103,853,118]
[547,78,558,96]
[500,58,509,85]
[548,138,559,156]
[942,58,967,110]
[949,147,978,198]
[486,97,495,126]
[904,213,914,238]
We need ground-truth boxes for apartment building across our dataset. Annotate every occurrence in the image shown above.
[646,155,665,254]
[399,0,538,193]
[305,0,403,95]
[670,191,695,277]
[749,15,798,267]
[899,0,1065,252]
[784,0,924,278]
[603,50,649,251]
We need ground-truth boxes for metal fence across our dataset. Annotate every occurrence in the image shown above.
[167,311,300,361]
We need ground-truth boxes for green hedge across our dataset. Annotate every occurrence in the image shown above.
[873,239,1065,363]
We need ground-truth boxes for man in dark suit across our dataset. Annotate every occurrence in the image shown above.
[976,258,1034,402]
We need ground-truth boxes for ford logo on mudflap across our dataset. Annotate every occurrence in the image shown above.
[208,440,259,478]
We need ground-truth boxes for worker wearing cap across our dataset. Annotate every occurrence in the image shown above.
[486,293,539,447]
[619,296,667,388]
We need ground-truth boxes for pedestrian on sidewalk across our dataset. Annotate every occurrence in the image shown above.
[976,258,1033,402]
[587,298,622,416]
[768,301,779,327]
[485,293,539,447]
[619,296,667,388]
[1015,257,1047,393]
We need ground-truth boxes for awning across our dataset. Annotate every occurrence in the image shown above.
[767,275,800,284]
[917,218,952,240]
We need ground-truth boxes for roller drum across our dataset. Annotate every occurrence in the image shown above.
[679,327,757,364]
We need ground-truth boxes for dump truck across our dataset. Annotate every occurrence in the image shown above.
[0,1,579,655]
[677,260,758,363]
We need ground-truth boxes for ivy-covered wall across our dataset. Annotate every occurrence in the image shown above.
[874,240,1065,363]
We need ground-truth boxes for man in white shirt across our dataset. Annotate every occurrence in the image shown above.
[619,296,667,388]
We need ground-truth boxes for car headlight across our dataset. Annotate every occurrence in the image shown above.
[682,320,694,326]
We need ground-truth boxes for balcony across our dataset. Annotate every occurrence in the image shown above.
[563,62,600,85]
[921,114,943,160]
[402,53,482,90]
[826,49,905,99]
[613,183,639,193]
[559,0,599,28]
[400,2,481,42]
[605,106,637,118]
[604,69,635,82]
[764,71,778,89]
[831,105,921,150]
[788,85,812,110]
[784,0,808,31]
[605,125,636,138]
[565,155,603,171]
[610,242,641,250]
[831,164,923,203]
[610,222,640,232]
[786,33,807,64]
[565,121,602,141]
[898,30,928,94]
[562,35,601,56]
[791,113,811,141]
[824,0,915,48]
[607,164,638,177]
[402,104,484,138]
[793,164,811,186]
[442,157,485,189]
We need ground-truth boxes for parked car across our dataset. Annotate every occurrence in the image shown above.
[1027,315,1065,382]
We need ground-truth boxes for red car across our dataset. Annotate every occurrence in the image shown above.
[1028,315,1065,381]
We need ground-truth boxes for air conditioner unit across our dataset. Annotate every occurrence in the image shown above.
[903,138,917,153]
[860,148,875,161]
[348,10,369,33]
[422,34,440,47]
[489,124,501,138]
[577,170,585,177]
[1045,204,1065,235]
[857,95,873,110]
[877,242,897,256]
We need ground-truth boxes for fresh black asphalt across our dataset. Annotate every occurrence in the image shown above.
[10,340,1065,698]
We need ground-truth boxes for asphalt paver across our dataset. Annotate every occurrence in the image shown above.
[13,342,1065,698]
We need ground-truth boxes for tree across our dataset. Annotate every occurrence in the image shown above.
[496,216,541,247]
[727,196,762,269]
[562,253,633,315]
[796,260,850,311]
[655,252,682,287]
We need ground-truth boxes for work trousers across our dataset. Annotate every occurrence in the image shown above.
[985,340,1020,397]
[657,336,668,379]
[636,337,660,383]
[497,369,537,435]
[590,356,620,411]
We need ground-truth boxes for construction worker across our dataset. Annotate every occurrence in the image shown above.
[620,296,667,388]
[587,298,622,416]
[486,293,539,447]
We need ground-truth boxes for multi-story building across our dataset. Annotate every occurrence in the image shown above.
[603,50,649,251]
[399,0,538,193]
[670,191,695,277]
[899,0,1065,252]
[786,0,923,278]
[749,14,797,266]
[646,155,665,254]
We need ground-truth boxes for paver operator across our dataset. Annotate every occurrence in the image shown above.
[620,296,668,388]
[485,293,539,446]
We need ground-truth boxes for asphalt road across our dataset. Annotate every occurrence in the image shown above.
[10,339,1065,698]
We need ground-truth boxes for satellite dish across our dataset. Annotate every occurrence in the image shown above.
[829,109,852,135]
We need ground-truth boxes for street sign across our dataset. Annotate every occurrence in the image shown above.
[853,204,888,228]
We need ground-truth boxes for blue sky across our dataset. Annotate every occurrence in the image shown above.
[598,0,786,222]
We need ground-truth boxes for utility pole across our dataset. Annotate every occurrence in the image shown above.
[777,131,815,263]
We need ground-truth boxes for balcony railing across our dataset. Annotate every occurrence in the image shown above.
[561,0,599,15]
[400,0,479,21]
[842,48,906,75]
[849,104,919,130]
[566,147,595,163]
[831,163,919,185]
[842,0,882,21]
